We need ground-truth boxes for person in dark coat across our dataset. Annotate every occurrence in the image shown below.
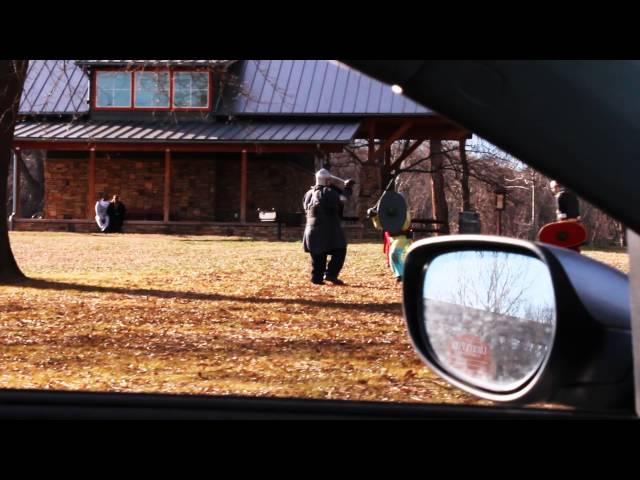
[550,181,580,221]
[303,168,355,285]
[107,194,127,233]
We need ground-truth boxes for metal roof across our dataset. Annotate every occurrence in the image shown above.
[19,60,432,117]
[222,60,432,116]
[20,60,89,115]
[13,120,360,144]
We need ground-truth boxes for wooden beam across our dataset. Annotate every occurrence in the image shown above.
[164,149,171,223]
[86,148,95,219]
[382,146,393,191]
[368,120,375,163]
[356,124,469,142]
[390,139,425,171]
[240,150,248,223]
[372,121,414,161]
[14,147,22,218]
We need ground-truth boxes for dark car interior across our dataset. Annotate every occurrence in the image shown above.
[0,60,637,419]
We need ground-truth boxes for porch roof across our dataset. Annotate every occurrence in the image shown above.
[13,119,361,144]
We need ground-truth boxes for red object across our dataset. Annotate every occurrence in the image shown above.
[383,231,391,266]
[447,334,494,376]
[537,220,587,252]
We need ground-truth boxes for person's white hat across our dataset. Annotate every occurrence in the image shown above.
[315,168,348,187]
[315,168,332,186]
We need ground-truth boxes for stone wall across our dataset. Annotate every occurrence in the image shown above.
[43,151,318,224]
[246,154,314,223]
[170,157,216,221]
[214,154,240,221]
[44,157,88,219]
[95,154,164,219]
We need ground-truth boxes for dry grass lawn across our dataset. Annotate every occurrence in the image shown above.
[0,232,629,406]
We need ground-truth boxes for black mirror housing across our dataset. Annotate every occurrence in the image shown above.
[402,235,634,411]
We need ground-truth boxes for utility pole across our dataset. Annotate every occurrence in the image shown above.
[530,170,536,240]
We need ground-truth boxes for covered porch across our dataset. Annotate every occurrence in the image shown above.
[10,115,471,238]
[10,120,360,237]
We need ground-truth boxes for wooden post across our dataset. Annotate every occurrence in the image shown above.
[430,139,449,235]
[14,147,22,218]
[368,121,375,163]
[385,146,392,168]
[382,144,393,191]
[240,149,247,223]
[87,147,95,219]
[164,149,171,223]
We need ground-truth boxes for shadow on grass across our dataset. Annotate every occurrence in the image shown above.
[174,236,382,245]
[16,278,402,314]
[177,237,258,243]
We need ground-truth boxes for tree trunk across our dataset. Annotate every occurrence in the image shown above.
[0,60,28,283]
[459,138,472,211]
[430,139,449,233]
[382,143,394,192]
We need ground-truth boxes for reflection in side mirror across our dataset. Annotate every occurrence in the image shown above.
[403,235,633,411]
[402,234,635,412]
[423,250,556,393]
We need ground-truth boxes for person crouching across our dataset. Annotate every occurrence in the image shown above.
[108,194,127,233]
[95,193,111,233]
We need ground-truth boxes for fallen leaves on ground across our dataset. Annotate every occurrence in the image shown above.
[0,232,628,407]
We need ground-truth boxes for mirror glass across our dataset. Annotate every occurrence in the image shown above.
[423,250,555,392]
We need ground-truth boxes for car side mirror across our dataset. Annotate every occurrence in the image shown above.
[402,235,634,411]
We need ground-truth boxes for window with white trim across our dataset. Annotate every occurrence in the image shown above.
[173,72,209,108]
[94,70,210,110]
[95,71,132,108]
[135,72,170,108]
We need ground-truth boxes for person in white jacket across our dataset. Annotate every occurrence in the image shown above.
[95,194,111,232]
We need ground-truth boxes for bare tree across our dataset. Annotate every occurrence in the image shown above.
[459,138,472,211]
[448,251,536,317]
